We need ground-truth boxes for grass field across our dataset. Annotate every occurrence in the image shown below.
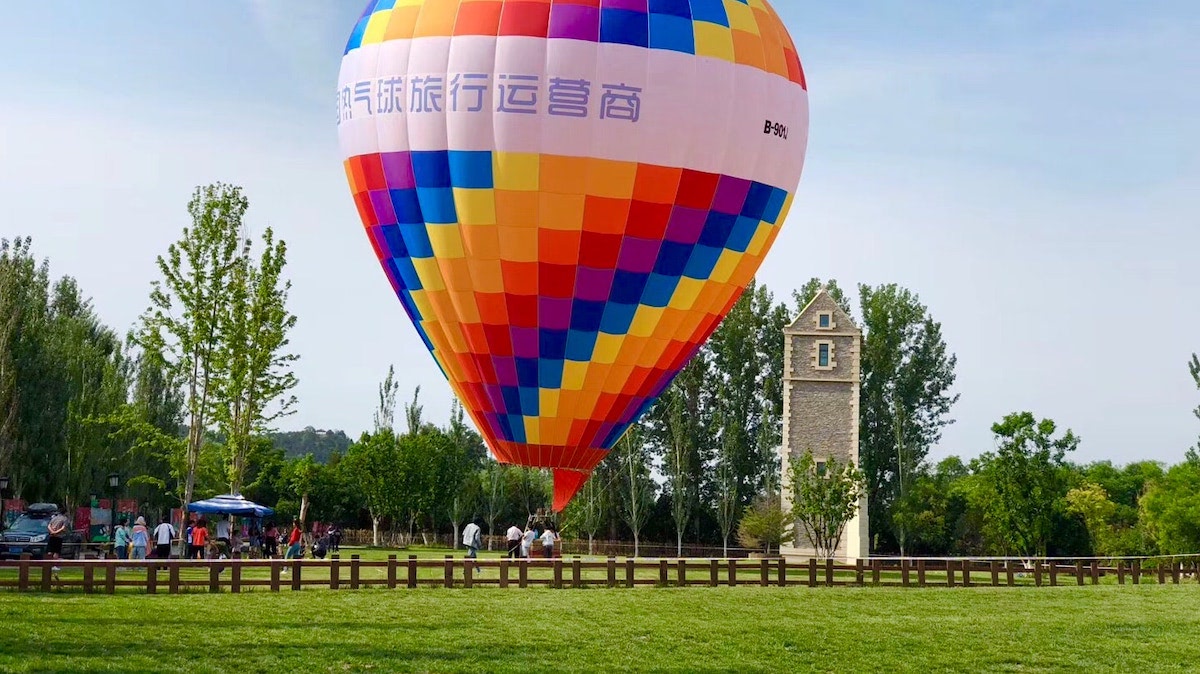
[1,581,1198,672]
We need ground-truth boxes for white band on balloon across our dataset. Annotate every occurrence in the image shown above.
[337,36,808,191]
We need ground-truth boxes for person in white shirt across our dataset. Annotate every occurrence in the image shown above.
[521,525,537,559]
[153,516,177,560]
[215,515,232,558]
[462,518,482,556]
[539,526,558,559]
[505,524,523,559]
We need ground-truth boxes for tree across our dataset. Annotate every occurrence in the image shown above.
[617,426,655,557]
[736,494,792,555]
[1190,353,1199,455]
[857,283,959,552]
[793,277,853,316]
[1139,458,1200,555]
[404,385,424,436]
[287,454,321,527]
[137,183,247,513]
[480,462,507,550]
[218,226,299,495]
[375,365,398,433]
[788,449,865,559]
[565,470,609,555]
[342,430,402,546]
[977,412,1078,557]
[1065,482,1120,556]
[714,413,741,557]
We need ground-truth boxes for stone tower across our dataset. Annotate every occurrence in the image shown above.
[779,288,869,561]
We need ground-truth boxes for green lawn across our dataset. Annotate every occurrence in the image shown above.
[0,583,1197,672]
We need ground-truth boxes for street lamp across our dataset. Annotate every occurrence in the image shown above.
[107,473,120,558]
[0,475,9,530]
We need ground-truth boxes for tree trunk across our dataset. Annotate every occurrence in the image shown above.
[587,534,594,556]
[371,513,381,548]
[633,531,640,559]
[452,522,460,550]
[677,530,683,558]
[722,533,729,558]
[299,492,310,527]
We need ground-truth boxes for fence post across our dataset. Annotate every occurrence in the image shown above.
[825,559,834,587]
[777,558,787,587]
[946,560,955,588]
[607,557,616,588]
[1049,561,1058,586]
[1172,561,1180,584]
[520,559,529,589]
[808,559,817,587]
[658,559,668,587]
[169,564,180,594]
[1034,560,1042,587]
[553,559,564,589]
[332,555,343,590]
[407,556,417,589]
[917,559,926,587]
[387,555,397,589]
[871,559,881,585]
[83,564,94,594]
[625,559,634,588]
[464,559,473,589]
[1117,561,1125,585]
[231,563,241,594]
[902,559,911,587]
[351,555,361,590]
[208,564,220,593]
[990,561,999,586]
[1075,561,1085,586]
[728,559,738,587]
[270,563,281,592]
[855,559,864,586]
[573,557,582,588]
[17,558,29,591]
[962,560,971,587]
[500,559,510,588]
[1157,562,1166,585]
[678,559,687,588]
[443,556,453,589]
[147,565,158,594]
[1132,559,1141,584]
[756,559,766,587]
[709,559,718,587]
[1089,560,1099,585]
[1005,560,1014,587]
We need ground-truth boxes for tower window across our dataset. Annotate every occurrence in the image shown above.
[818,312,832,328]
[818,343,830,367]
[816,461,827,476]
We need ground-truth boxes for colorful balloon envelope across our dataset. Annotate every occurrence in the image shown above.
[338,0,808,510]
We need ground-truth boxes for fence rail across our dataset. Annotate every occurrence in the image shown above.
[337,530,760,558]
[2,555,1198,594]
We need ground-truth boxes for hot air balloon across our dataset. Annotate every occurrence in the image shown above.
[337,0,807,511]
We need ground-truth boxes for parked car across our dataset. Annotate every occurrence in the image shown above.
[0,503,83,560]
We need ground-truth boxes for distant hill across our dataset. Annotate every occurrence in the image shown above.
[269,427,354,463]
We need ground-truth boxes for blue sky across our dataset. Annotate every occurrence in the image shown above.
[0,1,1196,465]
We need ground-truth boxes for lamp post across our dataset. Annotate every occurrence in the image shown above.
[0,475,9,530]
[107,473,120,558]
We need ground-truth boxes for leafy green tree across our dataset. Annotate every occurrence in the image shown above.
[217,226,299,495]
[342,429,402,546]
[616,426,655,557]
[857,283,959,553]
[792,277,853,316]
[375,365,398,433]
[977,412,1078,556]
[480,462,507,549]
[1065,482,1118,555]
[1139,457,1200,555]
[714,411,741,557]
[736,493,792,555]
[287,454,321,526]
[564,468,610,555]
[1190,353,1200,455]
[137,183,247,512]
[788,449,865,559]
[404,386,425,436]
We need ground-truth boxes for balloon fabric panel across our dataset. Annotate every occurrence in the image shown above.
[339,0,808,510]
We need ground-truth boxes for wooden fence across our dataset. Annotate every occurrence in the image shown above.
[337,530,759,559]
[2,555,1198,594]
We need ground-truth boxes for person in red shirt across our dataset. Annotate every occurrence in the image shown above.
[191,518,209,559]
[284,520,303,560]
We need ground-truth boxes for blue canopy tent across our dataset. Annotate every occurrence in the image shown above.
[187,494,275,518]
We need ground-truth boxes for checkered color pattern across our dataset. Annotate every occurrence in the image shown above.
[347,0,805,87]
[340,0,805,510]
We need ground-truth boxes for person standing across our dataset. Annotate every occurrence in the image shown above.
[462,519,482,574]
[521,523,537,559]
[216,515,232,558]
[47,507,70,573]
[130,517,150,560]
[113,517,131,561]
[505,523,522,559]
[540,525,558,559]
[153,516,176,560]
[284,520,303,560]
[191,518,209,559]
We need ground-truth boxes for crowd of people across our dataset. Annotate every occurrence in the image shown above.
[461,518,560,566]
[104,515,343,562]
